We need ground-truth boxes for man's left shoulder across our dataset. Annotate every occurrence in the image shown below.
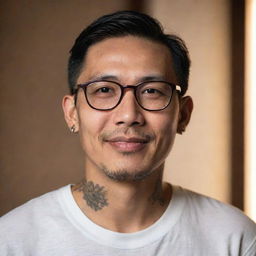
[182,187,256,233]
[179,187,256,254]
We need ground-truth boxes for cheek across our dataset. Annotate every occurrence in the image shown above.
[155,118,177,145]
[151,108,179,137]
[150,109,179,153]
[78,108,109,151]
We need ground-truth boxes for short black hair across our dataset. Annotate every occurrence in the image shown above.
[68,10,190,95]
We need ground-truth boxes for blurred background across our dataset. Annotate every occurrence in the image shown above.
[1,0,254,219]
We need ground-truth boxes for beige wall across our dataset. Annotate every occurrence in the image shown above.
[0,0,231,215]
[148,0,231,202]
[0,0,129,215]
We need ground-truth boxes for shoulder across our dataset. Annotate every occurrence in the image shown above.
[0,185,69,237]
[175,186,256,254]
[0,185,72,255]
[179,187,256,228]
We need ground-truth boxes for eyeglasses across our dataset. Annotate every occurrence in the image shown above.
[75,80,181,111]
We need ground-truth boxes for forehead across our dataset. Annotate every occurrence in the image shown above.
[77,36,176,84]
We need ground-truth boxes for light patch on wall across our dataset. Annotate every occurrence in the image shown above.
[245,0,256,221]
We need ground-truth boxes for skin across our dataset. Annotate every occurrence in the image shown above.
[62,36,193,232]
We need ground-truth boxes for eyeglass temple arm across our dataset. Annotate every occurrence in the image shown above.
[176,85,182,93]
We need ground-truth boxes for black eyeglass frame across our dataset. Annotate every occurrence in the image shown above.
[74,80,181,111]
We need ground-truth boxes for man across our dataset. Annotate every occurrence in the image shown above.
[0,10,256,255]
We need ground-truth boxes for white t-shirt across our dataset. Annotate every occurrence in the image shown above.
[0,185,256,255]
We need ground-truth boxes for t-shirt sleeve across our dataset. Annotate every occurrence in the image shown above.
[244,236,256,256]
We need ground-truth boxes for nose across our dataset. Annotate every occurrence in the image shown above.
[113,89,145,127]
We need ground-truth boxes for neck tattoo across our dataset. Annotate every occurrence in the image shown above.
[73,179,108,211]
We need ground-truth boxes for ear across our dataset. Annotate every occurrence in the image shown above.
[177,96,193,134]
[62,95,79,133]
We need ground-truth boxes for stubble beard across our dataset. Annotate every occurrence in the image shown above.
[98,128,157,182]
[100,163,154,182]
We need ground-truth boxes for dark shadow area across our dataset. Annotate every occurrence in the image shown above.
[230,0,245,210]
[128,0,145,12]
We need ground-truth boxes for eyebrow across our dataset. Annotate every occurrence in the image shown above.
[86,74,167,84]
[140,75,166,82]
[89,75,118,81]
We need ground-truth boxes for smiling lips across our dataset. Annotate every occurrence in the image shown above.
[105,136,150,152]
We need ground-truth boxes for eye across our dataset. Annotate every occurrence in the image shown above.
[87,82,120,99]
[97,87,111,93]
[93,86,116,98]
[142,87,164,97]
[139,82,172,98]
[144,88,159,94]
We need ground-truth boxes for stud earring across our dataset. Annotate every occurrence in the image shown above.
[178,125,186,134]
[70,125,76,133]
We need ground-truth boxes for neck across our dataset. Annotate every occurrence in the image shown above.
[72,165,172,233]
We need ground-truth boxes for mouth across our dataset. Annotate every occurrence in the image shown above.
[104,136,150,153]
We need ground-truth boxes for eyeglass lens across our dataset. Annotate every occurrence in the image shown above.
[85,81,173,111]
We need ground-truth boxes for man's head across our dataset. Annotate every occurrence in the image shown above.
[68,10,190,96]
[63,11,193,182]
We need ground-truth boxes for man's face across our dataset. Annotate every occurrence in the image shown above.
[67,36,182,181]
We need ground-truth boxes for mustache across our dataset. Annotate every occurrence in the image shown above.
[99,128,155,142]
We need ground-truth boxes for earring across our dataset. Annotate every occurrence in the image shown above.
[178,125,186,134]
[70,125,76,133]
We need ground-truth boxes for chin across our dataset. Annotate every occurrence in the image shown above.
[99,164,154,182]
